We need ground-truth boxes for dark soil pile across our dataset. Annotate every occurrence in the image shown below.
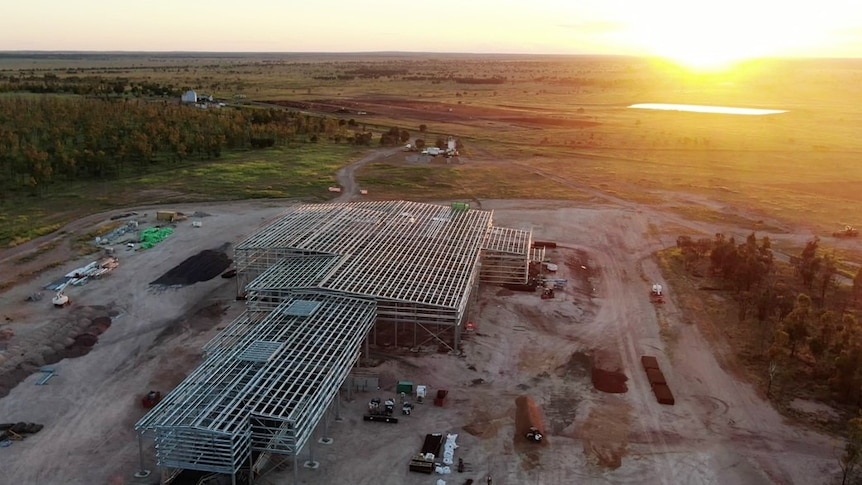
[151,249,232,286]
[591,368,628,393]
[590,349,628,393]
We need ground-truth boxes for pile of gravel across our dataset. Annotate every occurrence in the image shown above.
[151,249,232,286]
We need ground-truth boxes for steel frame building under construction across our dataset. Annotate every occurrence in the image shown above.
[135,200,534,483]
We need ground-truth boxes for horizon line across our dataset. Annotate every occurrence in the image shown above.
[0,50,860,61]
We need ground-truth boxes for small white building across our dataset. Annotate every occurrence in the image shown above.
[181,90,197,104]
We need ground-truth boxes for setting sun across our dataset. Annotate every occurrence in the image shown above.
[620,0,846,71]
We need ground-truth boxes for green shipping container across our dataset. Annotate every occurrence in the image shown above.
[396,381,414,395]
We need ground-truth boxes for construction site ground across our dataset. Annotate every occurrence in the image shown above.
[0,165,847,484]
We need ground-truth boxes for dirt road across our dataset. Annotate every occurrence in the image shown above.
[334,146,404,201]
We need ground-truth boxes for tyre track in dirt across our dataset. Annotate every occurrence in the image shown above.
[536,164,826,482]
[587,242,680,483]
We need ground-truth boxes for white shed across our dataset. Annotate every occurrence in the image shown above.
[181,90,197,103]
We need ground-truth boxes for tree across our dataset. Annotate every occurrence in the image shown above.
[414,139,426,151]
[842,411,862,484]
[709,233,738,278]
[419,124,427,133]
[399,129,410,144]
[819,253,838,305]
[854,267,862,304]
[766,361,778,397]
[797,237,822,288]
[781,294,812,358]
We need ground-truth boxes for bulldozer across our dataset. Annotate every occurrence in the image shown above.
[833,225,859,238]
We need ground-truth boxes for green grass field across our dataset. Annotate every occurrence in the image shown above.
[0,144,362,247]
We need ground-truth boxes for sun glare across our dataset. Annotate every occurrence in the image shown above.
[622,1,836,72]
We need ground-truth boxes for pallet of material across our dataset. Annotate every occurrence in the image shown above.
[532,241,557,249]
[641,355,659,370]
[646,368,666,386]
[652,383,675,405]
[409,433,444,474]
[408,456,434,474]
[363,414,398,423]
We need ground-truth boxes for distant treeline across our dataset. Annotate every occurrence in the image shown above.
[0,73,181,97]
[0,96,349,195]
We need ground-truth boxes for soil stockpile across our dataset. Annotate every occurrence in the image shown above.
[641,356,659,370]
[591,350,628,393]
[646,368,666,386]
[151,249,232,286]
[653,384,676,405]
[592,368,629,393]
[514,395,548,445]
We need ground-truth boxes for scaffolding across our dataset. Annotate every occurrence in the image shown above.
[234,201,495,349]
[480,225,533,285]
[135,292,377,480]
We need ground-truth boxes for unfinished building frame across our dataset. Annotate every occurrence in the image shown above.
[136,200,535,483]
[233,200,532,350]
[135,292,377,483]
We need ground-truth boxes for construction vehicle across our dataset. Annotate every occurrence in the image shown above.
[401,402,414,415]
[650,284,664,304]
[525,426,544,443]
[51,291,70,308]
[141,390,162,409]
[363,397,398,423]
[833,225,859,238]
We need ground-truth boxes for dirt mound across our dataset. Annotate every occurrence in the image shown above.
[592,368,628,393]
[514,395,548,446]
[591,349,628,393]
[151,249,232,286]
[0,311,113,398]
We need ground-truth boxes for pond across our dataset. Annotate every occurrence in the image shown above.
[629,103,787,115]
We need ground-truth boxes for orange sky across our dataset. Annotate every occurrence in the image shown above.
[2,0,861,68]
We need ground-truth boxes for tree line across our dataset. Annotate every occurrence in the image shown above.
[0,96,351,195]
[0,74,179,97]
[677,233,862,404]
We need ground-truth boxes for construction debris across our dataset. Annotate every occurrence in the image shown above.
[139,227,174,249]
[44,256,119,291]
[0,422,44,446]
